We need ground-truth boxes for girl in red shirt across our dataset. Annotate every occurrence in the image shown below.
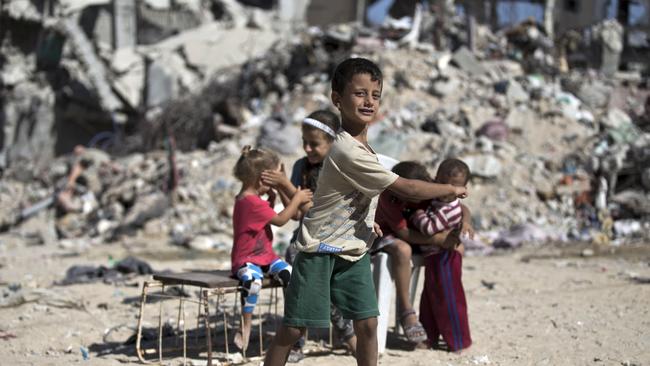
[232,146,312,351]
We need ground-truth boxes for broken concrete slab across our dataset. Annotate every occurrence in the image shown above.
[461,154,503,179]
[145,57,179,107]
[431,78,461,98]
[122,191,170,228]
[506,79,529,104]
[180,27,280,76]
[61,17,123,115]
[257,116,301,155]
[110,47,142,73]
[451,46,487,77]
[577,81,611,109]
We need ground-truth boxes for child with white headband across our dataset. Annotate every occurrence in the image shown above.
[261,110,357,362]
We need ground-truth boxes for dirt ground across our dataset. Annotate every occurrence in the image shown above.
[1,235,649,366]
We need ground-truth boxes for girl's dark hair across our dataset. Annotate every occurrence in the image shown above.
[303,109,340,141]
[233,145,279,186]
[331,58,383,95]
[391,161,432,181]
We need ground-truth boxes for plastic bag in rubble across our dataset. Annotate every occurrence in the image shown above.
[555,91,594,123]
[603,109,640,144]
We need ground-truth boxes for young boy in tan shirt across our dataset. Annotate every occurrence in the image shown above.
[264,58,467,366]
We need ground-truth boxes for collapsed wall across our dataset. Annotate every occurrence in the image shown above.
[0,1,649,252]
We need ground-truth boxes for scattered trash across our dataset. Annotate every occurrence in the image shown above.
[0,286,85,310]
[58,257,154,285]
[0,1,648,255]
[471,354,491,365]
[480,280,496,290]
[80,346,89,360]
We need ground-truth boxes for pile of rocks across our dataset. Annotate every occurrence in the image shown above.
[1,2,649,252]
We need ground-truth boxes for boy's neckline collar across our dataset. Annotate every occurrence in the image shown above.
[339,130,375,154]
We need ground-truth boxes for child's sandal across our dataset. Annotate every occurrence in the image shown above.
[400,309,428,343]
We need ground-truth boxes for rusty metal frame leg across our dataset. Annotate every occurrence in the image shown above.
[136,281,152,364]
[182,297,187,366]
[274,287,279,331]
[203,289,212,366]
[195,288,203,345]
[158,284,165,364]
[258,294,263,357]
[176,285,184,347]
[222,292,229,357]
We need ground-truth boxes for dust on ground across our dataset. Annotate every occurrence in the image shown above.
[1,236,649,366]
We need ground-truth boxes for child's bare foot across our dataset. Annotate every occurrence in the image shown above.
[234,316,252,351]
[233,329,250,351]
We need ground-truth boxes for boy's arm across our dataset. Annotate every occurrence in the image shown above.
[281,189,312,220]
[388,177,467,201]
[269,188,312,226]
[275,187,292,209]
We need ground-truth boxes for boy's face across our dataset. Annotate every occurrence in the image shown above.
[437,173,467,203]
[331,73,382,128]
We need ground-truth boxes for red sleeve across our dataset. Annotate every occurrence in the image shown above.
[376,193,408,233]
[242,196,277,231]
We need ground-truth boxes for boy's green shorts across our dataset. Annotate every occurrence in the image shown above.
[283,251,379,328]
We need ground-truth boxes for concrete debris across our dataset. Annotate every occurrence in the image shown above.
[0,286,85,310]
[1,1,649,254]
[452,46,487,76]
[257,115,302,155]
[594,19,624,77]
[506,79,529,104]
[60,17,124,115]
[493,224,564,249]
[462,155,503,179]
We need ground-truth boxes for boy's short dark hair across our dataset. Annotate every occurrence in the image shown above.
[391,161,432,181]
[331,58,383,95]
[436,158,471,184]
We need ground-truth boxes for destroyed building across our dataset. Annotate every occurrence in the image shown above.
[0,0,649,252]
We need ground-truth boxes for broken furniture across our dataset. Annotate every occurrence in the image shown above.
[135,270,282,365]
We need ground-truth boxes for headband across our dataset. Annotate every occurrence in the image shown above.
[302,117,337,138]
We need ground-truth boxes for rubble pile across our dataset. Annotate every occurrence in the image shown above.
[1,1,649,252]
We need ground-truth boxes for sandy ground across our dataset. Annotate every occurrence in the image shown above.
[1,235,649,366]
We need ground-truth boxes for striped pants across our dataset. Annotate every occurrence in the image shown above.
[419,250,472,352]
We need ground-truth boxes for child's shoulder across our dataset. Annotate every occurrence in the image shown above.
[235,194,264,206]
[329,132,370,160]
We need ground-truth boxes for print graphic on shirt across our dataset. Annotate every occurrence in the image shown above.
[317,243,343,253]
[318,190,373,242]
[252,231,268,257]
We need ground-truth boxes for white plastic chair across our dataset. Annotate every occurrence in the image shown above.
[372,252,424,353]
